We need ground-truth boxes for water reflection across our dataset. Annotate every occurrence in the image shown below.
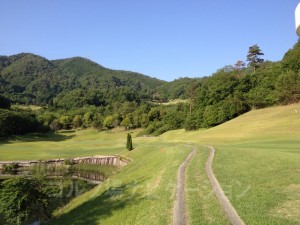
[0,170,106,184]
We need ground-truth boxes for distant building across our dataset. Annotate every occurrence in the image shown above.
[295,3,300,36]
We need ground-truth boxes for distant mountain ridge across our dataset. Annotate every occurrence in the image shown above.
[0,53,161,105]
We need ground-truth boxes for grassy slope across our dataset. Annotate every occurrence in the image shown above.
[0,129,227,224]
[1,104,299,224]
[52,142,191,225]
[160,103,300,224]
[0,129,134,161]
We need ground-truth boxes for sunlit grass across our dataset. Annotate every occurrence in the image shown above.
[1,103,300,224]
[52,143,191,225]
[186,146,229,225]
[0,129,141,160]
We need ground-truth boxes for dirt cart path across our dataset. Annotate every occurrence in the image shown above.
[173,148,196,225]
[206,146,246,225]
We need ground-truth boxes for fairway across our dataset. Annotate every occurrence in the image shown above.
[0,129,136,160]
[160,104,300,224]
[0,104,300,224]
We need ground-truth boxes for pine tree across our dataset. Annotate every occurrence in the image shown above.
[247,44,264,73]
[126,133,133,150]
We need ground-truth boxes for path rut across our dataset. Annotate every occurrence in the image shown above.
[173,148,196,225]
[206,146,246,225]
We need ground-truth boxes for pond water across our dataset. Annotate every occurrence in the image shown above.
[0,169,106,184]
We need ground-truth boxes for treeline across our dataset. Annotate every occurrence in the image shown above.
[37,101,188,136]
[0,95,47,137]
[186,42,300,129]
[0,41,300,137]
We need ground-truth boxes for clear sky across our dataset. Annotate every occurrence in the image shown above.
[0,0,299,81]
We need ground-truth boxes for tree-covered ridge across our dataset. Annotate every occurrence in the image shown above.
[186,42,300,129]
[0,41,299,137]
[0,53,168,106]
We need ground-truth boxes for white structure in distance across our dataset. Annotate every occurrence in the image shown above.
[295,3,300,36]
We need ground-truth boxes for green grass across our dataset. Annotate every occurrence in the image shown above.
[146,99,189,105]
[51,143,191,225]
[212,142,300,225]
[1,104,300,224]
[159,99,189,105]
[0,129,141,160]
[159,104,300,224]
[11,104,43,111]
[186,146,229,225]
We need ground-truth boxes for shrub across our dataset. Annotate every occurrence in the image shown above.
[3,163,18,172]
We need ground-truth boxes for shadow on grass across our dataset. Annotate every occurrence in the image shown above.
[0,132,75,145]
[50,179,147,225]
[58,130,76,134]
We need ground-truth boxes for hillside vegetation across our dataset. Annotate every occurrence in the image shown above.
[0,42,300,138]
[1,22,300,225]
[1,103,297,224]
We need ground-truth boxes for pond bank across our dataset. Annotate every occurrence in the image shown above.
[0,155,130,170]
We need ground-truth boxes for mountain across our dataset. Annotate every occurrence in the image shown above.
[0,53,167,105]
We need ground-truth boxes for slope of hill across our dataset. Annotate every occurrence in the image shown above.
[160,103,300,143]
[160,103,300,224]
[0,53,166,105]
[0,103,299,224]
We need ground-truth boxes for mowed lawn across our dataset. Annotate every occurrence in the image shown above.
[161,103,300,224]
[0,129,136,160]
[52,142,192,225]
[0,104,299,224]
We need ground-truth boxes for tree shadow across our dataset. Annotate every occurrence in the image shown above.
[0,132,75,145]
[50,179,148,225]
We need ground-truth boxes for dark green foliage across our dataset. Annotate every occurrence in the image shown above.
[1,40,300,137]
[0,95,11,109]
[0,177,53,225]
[247,44,264,72]
[0,53,165,106]
[64,158,75,165]
[282,41,300,72]
[0,107,46,137]
[276,70,300,104]
[2,163,19,173]
[126,133,133,150]
[160,77,202,100]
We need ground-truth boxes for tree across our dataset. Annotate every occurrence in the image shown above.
[276,70,300,104]
[92,113,103,129]
[0,177,52,225]
[82,112,93,128]
[49,119,62,131]
[72,115,82,128]
[59,115,71,129]
[234,60,246,77]
[121,116,132,130]
[282,40,300,72]
[103,116,114,129]
[247,44,264,73]
[126,133,133,150]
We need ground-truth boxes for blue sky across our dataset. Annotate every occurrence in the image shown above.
[0,0,299,81]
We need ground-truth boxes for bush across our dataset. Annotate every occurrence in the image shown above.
[64,158,75,165]
[3,163,18,172]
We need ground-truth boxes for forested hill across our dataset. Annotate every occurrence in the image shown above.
[0,53,182,106]
[0,41,299,137]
